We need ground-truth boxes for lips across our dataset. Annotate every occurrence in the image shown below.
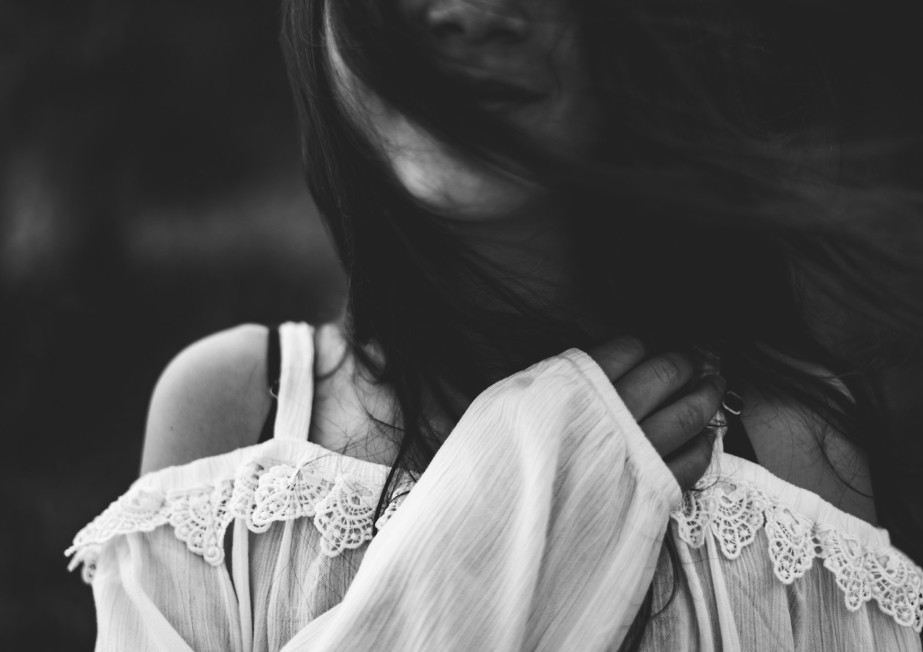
[464,77,549,104]
[436,58,551,106]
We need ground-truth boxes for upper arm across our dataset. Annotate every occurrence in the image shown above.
[140,324,272,475]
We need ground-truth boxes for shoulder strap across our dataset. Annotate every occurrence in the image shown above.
[272,322,316,441]
[257,324,282,444]
[721,390,759,463]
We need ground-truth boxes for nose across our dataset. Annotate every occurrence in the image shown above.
[424,0,531,48]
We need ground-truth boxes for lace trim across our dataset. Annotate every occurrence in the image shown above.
[671,476,923,632]
[65,459,412,583]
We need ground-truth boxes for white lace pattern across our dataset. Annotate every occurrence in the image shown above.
[671,476,923,632]
[66,455,923,634]
[65,458,411,583]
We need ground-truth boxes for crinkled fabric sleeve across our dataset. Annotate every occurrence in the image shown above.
[282,348,683,652]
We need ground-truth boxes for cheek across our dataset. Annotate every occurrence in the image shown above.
[383,116,536,220]
[329,46,533,220]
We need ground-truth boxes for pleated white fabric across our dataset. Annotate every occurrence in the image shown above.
[67,323,923,652]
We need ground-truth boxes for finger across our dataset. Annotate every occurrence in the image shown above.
[586,337,646,383]
[639,374,726,457]
[613,352,697,421]
[665,431,715,490]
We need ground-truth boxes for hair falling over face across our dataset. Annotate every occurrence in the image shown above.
[280,0,923,646]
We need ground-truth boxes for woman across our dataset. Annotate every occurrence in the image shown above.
[67,0,923,650]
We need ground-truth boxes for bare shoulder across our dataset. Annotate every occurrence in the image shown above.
[743,391,878,525]
[140,324,272,474]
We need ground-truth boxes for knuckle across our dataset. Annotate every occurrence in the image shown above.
[592,337,645,370]
[677,405,700,433]
[650,356,681,385]
[610,337,645,365]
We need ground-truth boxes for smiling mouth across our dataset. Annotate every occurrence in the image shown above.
[445,73,551,109]
[468,78,548,103]
[468,79,548,105]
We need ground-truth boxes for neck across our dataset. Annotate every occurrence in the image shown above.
[449,203,616,343]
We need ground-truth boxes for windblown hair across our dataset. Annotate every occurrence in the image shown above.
[280,0,923,645]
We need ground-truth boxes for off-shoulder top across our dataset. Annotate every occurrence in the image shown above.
[66,322,923,651]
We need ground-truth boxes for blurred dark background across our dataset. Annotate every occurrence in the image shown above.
[1,1,345,648]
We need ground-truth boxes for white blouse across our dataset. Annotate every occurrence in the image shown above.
[67,322,923,651]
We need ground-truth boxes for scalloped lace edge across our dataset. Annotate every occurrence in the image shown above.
[671,475,923,633]
[65,459,412,584]
[65,462,923,634]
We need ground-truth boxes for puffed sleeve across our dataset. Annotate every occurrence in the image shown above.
[282,348,683,652]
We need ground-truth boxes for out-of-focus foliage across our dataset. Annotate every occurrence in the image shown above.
[0,2,345,648]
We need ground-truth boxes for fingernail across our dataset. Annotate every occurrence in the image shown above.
[722,390,743,415]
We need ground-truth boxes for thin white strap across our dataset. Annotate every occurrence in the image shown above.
[231,519,253,652]
[705,533,742,652]
[274,322,315,441]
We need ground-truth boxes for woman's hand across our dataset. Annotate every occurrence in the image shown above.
[588,338,725,490]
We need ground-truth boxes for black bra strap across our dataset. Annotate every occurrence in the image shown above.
[722,392,759,463]
[257,325,282,444]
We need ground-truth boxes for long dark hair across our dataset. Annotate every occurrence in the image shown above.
[280,0,923,645]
